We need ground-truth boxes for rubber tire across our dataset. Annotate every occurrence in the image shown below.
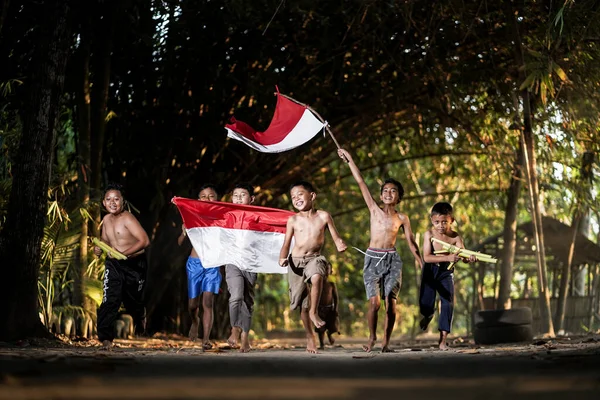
[474,324,534,345]
[473,307,532,328]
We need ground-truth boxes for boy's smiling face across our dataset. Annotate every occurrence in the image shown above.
[431,214,454,235]
[232,188,254,205]
[290,185,315,212]
[380,183,400,205]
[198,188,217,201]
[103,189,124,214]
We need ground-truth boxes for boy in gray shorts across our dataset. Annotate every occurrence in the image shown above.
[225,182,258,353]
[338,149,423,353]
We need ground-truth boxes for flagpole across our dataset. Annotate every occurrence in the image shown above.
[278,93,343,150]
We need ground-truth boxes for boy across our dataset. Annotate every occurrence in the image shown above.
[338,149,423,353]
[225,182,258,353]
[420,202,475,350]
[279,181,347,353]
[177,183,220,349]
[95,183,150,349]
[315,266,340,350]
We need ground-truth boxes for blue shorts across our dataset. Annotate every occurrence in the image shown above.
[186,257,222,298]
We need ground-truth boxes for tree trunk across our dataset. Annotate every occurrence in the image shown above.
[505,0,555,337]
[497,144,523,309]
[556,151,595,333]
[0,0,9,37]
[520,100,554,336]
[555,212,581,334]
[0,0,72,341]
[89,1,115,235]
[73,16,94,337]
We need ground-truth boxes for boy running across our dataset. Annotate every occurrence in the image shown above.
[338,149,423,353]
[225,182,258,353]
[178,183,220,349]
[420,202,475,350]
[279,181,347,353]
[95,183,150,349]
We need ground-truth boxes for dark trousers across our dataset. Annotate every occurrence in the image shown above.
[419,262,454,333]
[97,255,147,342]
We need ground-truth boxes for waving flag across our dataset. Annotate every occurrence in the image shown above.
[172,197,294,274]
[225,91,326,153]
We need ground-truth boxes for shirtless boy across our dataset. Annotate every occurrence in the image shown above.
[338,149,423,353]
[279,181,347,353]
[420,202,475,350]
[226,182,258,353]
[177,184,220,349]
[95,183,150,349]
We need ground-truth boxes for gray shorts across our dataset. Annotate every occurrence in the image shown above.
[363,248,403,300]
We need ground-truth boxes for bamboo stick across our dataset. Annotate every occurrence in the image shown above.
[92,237,127,260]
[431,237,497,263]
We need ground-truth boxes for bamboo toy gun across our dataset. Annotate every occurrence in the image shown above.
[92,237,127,260]
[431,237,497,269]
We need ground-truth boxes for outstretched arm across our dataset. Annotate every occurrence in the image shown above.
[324,211,347,252]
[400,214,424,268]
[338,149,378,211]
[279,217,295,266]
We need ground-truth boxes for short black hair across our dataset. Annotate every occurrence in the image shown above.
[290,180,316,193]
[431,202,453,217]
[104,182,124,198]
[380,178,404,201]
[199,183,219,198]
[233,182,254,196]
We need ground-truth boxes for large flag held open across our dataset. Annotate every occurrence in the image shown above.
[225,91,327,153]
[172,197,294,274]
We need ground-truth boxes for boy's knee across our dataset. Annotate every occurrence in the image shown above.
[369,298,381,310]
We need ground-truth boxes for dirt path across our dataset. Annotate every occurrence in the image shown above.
[1,334,600,399]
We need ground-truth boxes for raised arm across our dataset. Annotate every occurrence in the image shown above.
[122,213,150,257]
[279,217,295,266]
[323,211,347,252]
[399,214,424,268]
[338,149,378,211]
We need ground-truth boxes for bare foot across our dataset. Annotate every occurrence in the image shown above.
[188,321,199,341]
[362,337,376,353]
[309,311,325,329]
[306,334,318,354]
[239,332,251,353]
[381,346,395,353]
[439,331,449,350]
[101,340,113,351]
[202,341,213,351]
[228,326,241,348]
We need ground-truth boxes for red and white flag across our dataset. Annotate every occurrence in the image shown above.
[225,92,326,153]
[172,197,294,274]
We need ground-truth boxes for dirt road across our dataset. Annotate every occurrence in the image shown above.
[1,335,599,399]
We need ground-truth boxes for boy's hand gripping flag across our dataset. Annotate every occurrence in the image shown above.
[225,90,326,153]
[172,197,294,273]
